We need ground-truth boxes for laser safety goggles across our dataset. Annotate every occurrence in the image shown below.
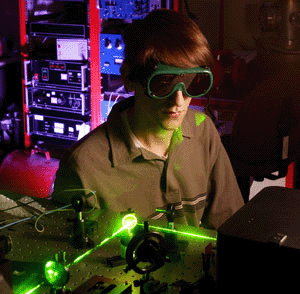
[145,63,213,99]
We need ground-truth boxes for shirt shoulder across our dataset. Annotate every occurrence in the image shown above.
[184,108,220,139]
[60,122,108,166]
[62,98,134,167]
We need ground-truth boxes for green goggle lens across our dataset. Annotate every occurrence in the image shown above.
[146,64,213,99]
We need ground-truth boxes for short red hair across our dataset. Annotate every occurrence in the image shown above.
[121,9,213,86]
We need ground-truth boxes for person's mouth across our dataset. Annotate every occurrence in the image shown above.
[162,110,182,117]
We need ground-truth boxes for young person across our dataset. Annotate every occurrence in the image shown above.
[51,9,244,229]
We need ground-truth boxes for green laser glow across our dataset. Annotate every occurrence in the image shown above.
[45,261,58,283]
[21,282,44,294]
[195,112,206,126]
[138,224,217,241]
[69,236,110,267]
[68,214,138,267]
[122,214,138,230]
[24,214,138,294]
[44,261,68,288]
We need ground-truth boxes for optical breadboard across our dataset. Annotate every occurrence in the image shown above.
[0,197,217,294]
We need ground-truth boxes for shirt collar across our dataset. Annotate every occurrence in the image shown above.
[122,109,169,160]
[107,97,194,166]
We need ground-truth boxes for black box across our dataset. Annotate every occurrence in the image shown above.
[217,186,300,291]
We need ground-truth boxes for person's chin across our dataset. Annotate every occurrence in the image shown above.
[160,117,184,130]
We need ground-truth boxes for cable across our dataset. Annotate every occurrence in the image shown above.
[107,85,125,115]
[0,200,36,213]
[34,207,73,233]
[107,91,114,117]
[0,189,97,233]
[0,218,21,226]
[34,189,97,232]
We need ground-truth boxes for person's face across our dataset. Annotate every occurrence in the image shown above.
[134,83,192,131]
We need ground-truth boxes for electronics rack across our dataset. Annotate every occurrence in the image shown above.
[99,0,175,123]
[19,0,178,151]
[19,0,92,150]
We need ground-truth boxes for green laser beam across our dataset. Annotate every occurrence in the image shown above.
[21,282,44,294]
[138,224,217,241]
[22,214,138,294]
[69,214,137,267]
[18,215,217,294]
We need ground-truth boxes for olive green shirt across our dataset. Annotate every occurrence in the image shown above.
[52,97,244,229]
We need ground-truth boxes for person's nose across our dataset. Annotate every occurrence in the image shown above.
[169,90,186,107]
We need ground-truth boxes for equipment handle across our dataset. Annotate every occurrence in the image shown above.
[81,64,88,92]
[31,148,51,161]
[23,60,31,86]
